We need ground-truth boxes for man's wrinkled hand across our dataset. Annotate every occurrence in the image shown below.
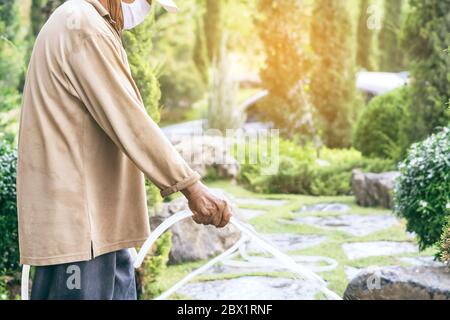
[181,182,232,228]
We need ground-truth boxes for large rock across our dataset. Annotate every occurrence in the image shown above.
[169,135,240,180]
[151,191,242,264]
[352,170,400,209]
[344,266,450,300]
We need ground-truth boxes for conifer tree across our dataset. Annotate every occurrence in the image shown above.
[310,0,360,148]
[356,0,378,70]
[378,0,406,71]
[402,0,450,143]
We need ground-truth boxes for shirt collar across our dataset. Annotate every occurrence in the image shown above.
[85,0,110,18]
[84,0,122,36]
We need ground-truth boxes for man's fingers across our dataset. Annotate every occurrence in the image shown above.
[192,212,208,225]
[210,199,225,227]
[217,201,232,228]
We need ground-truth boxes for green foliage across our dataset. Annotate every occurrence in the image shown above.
[139,231,172,299]
[353,86,410,161]
[0,0,25,112]
[238,139,395,196]
[30,0,64,37]
[146,180,162,213]
[310,0,361,148]
[0,0,21,40]
[0,142,19,278]
[151,0,206,112]
[123,16,162,121]
[0,109,20,144]
[441,219,450,263]
[402,0,450,144]
[378,0,406,71]
[394,127,450,251]
[356,0,378,71]
[255,0,316,141]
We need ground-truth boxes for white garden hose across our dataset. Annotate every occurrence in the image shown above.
[21,210,341,300]
[21,265,31,300]
[134,210,341,300]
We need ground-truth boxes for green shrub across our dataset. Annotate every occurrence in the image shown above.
[394,127,450,251]
[0,142,19,277]
[0,108,20,144]
[123,16,161,121]
[238,139,395,196]
[441,218,450,263]
[138,231,172,300]
[353,87,410,161]
[0,276,9,300]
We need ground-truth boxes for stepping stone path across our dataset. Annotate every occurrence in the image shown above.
[344,266,362,281]
[293,214,400,237]
[177,276,319,300]
[342,241,419,260]
[236,198,289,207]
[300,203,351,213]
[246,234,327,253]
[398,256,446,268]
[237,208,265,220]
[207,255,327,275]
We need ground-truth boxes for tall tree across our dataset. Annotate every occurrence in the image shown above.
[356,0,378,70]
[193,0,227,84]
[378,0,406,71]
[402,0,450,144]
[193,5,209,85]
[203,0,226,62]
[255,0,316,141]
[310,0,360,148]
[123,15,161,122]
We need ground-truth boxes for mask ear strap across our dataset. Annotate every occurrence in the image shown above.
[105,0,124,32]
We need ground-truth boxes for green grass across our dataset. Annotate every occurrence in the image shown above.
[154,180,439,299]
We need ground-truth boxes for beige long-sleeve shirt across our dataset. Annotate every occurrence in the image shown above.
[17,0,200,266]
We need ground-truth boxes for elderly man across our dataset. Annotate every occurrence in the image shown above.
[17,0,232,300]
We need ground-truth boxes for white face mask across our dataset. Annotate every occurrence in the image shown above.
[121,0,179,30]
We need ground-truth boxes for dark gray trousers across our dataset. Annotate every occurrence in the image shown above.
[31,249,137,300]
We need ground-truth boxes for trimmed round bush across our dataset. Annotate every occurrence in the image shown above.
[353,86,410,161]
[394,127,450,250]
[0,142,19,276]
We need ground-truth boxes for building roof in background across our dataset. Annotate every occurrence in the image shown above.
[357,72,409,96]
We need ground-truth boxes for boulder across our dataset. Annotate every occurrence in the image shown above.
[352,170,400,209]
[344,266,450,300]
[151,190,242,264]
[169,135,240,180]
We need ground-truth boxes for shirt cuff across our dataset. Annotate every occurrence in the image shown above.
[160,171,202,198]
